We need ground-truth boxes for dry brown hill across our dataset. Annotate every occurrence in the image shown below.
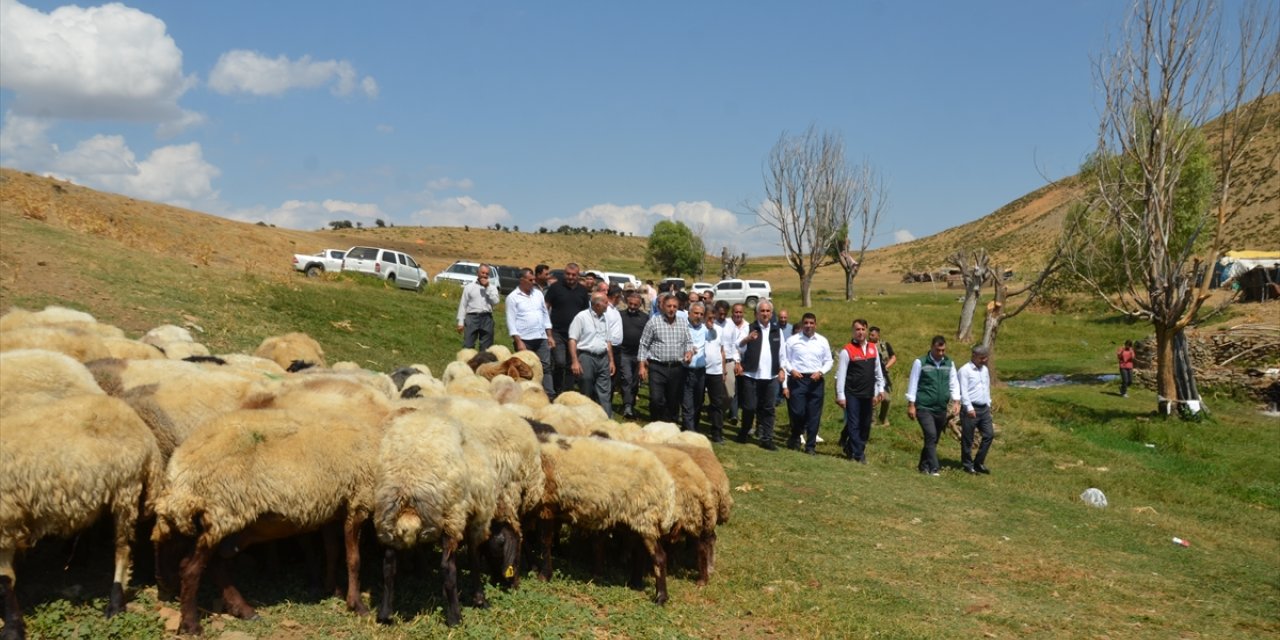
[1,95,1275,304]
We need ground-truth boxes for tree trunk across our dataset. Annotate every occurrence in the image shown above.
[800,274,813,307]
[1154,327,1178,416]
[1172,329,1204,417]
[956,283,981,342]
[844,267,854,300]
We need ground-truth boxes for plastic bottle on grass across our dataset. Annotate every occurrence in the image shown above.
[1171,537,1190,547]
[1080,487,1108,508]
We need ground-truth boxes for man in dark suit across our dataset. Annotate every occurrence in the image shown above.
[734,300,785,451]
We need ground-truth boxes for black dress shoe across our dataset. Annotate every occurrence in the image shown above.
[805,449,817,456]
[760,442,778,451]
[963,466,978,475]
[974,464,991,475]
[734,432,750,444]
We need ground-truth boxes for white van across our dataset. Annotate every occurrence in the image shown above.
[342,246,429,292]
[714,279,772,308]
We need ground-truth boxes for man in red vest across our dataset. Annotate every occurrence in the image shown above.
[834,318,885,463]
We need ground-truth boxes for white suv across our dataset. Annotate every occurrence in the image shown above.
[342,246,429,291]
[435,261,486,287]
[714,279,772,308]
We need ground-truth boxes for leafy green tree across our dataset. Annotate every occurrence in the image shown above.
[645,220,705,277]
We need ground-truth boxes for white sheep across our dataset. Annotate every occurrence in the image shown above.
[0,306,123,338]
[141,324,195,347]
[252,332,327,371]
[1,394,164,636]
[632,442,718,586]
[155,380,386,635]
[373,408,499,627]
[0,326,111,362]
[532,433,677,604]
[0,349,104,415]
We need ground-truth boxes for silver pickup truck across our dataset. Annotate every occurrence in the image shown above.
[292,249,346,277]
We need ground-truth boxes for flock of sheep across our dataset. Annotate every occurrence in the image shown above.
[0,306,733,637]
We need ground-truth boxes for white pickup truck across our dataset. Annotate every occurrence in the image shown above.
[292,249,346,277]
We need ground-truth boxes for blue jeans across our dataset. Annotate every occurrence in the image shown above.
[961,405,995,469]
[842,397,874,461]
[787,376,825,451]
[739,377,778,444]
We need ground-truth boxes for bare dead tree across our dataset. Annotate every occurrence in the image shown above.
[831,163,889,300]
[980,242,1068,381]
[720,247,748,280]
[759,127,858,307]
[948,248,991,342]
[1065,0,1279,417]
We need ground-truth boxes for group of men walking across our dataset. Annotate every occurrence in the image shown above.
[457,261,997,474]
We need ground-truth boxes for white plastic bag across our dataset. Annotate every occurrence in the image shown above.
[1080,487,1108,508]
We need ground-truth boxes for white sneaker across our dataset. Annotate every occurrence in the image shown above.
[815,434,825,443]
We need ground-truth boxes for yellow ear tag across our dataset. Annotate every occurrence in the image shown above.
[504,565,516,579]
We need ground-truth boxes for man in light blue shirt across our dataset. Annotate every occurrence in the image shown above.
[681,302,720,434]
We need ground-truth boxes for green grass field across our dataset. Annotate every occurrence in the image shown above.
[3,217,1278,639]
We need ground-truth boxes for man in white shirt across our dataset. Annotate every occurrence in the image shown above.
[780,312,833,454]
[506,268,554,396]
[456,264,501,349]
[724,303,750,426]
[569,292,616,417]
[957,344,994,475]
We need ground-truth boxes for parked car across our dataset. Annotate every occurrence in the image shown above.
[690,282,714,294]
[292,248,345,277]
[341,246,429,291]
[714,278,772,308]
[586,270,642,291]
[435,261,521,295]
[660,277,686,291]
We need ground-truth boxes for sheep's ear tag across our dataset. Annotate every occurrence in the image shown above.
[504,565,515,579]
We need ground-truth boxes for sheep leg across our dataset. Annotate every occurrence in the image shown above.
[178,542,211,635]
[210,555,258,621]
[628,534,646,591]
[468,544,489,609]
[695,533,712,586]
[154,534,188,602]
[342,512,368,615]
[376,548,396,625]
[321,523,342,597]
[592,534,607,578]
[441,538,462,627]
[648,539,669,606]
[537,517,556,581]
[106,496,139,617]
[0,549,25,640]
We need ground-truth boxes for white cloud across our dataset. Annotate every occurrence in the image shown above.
[413,196,511,227]
[229,198,386,229]
[0,0,195,123]
[322,199,382,219]
[155,109,207,139]
[208,50,378,98]
[0,111,57,168]
[891,229,916,244]
[28,134,220,208]
[538,200,775,256]
[426,177,474,191]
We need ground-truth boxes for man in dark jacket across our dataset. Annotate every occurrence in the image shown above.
[617,290,650,419]
[544,262,590,399]
[734,300,785,451]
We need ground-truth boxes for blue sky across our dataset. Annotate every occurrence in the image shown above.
[1,0,1135,256]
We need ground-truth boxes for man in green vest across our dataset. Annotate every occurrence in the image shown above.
[904,335,960,476]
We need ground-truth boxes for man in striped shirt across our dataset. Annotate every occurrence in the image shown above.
[638,293,693,422]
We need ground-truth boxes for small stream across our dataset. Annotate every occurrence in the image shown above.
[1007,373,1120,389]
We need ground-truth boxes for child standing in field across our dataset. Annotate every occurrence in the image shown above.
[1117,340,1136,397]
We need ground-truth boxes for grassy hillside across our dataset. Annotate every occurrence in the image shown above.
[2,171,1279,638]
